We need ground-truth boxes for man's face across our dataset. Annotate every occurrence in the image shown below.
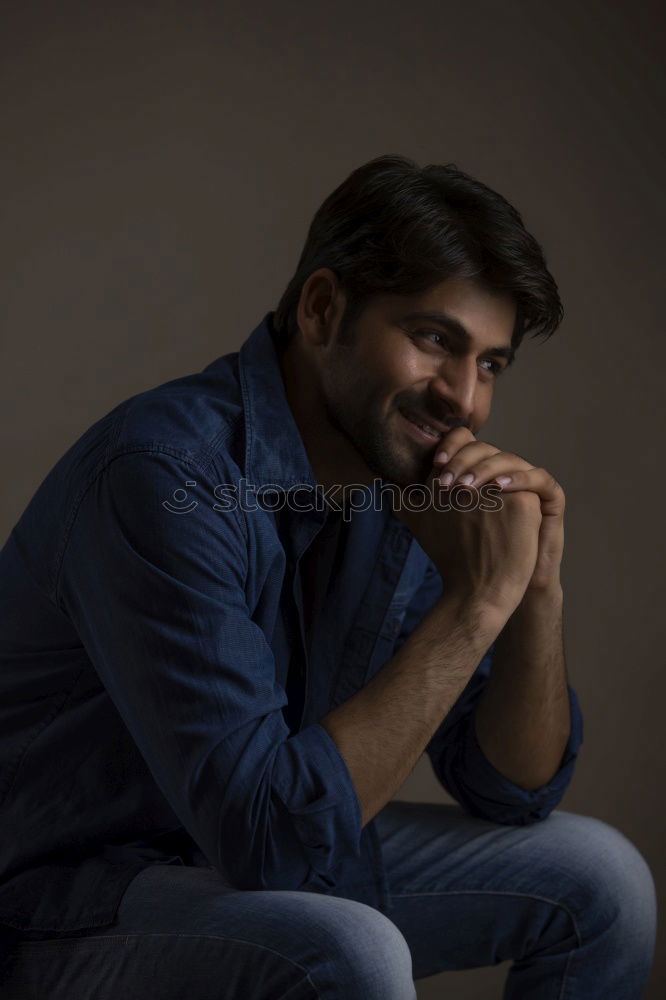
[317,276,517,487]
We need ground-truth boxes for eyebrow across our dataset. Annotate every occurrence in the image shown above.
[401,310,516,366]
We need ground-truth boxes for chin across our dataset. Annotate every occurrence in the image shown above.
[378,459,429,491]
[354,427,428,491]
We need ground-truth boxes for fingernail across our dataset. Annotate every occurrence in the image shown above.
[436,451,449,464]
[440,471,453,486]
[496,476,512,485]
[456,473,474,486]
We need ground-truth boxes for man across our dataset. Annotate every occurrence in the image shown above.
[0,154,656,998]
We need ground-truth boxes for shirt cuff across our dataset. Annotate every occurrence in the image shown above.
[273,721,363,885]
[457,682,584,825]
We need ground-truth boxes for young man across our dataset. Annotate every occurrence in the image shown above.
[0,155,656,997]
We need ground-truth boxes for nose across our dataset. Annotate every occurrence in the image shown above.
[429,355,478,426]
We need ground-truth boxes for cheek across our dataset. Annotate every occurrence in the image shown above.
[349,336,425,411]
[377,353,425,403]
[353,357,407,405]
[472,392,494,430]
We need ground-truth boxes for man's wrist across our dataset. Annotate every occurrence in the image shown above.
[435,588,512,644]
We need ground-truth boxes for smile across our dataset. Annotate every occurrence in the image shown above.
[399,408,444,443]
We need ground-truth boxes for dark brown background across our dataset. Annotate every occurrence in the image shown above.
[1,1,664,995]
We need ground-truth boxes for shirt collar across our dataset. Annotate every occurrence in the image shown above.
[238,311,319,493]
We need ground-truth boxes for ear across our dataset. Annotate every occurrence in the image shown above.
[296,268,345,347]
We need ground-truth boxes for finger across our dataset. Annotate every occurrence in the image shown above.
[434,442,500,480]
[447,452,534,487]
[490,467,565,516]
[435,442,502,483]
[432,427,476,466]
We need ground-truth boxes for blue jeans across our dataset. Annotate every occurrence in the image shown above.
[3,802,657,999]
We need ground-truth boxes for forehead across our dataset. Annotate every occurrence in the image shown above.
[377,276,517,349]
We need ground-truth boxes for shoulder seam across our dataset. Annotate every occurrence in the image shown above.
[53,444,209,610]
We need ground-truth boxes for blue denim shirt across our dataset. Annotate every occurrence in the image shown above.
[0,311,584,946]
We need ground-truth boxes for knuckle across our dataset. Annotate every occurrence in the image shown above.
[541,468,562,493]
[513,490,540,512]
[446,427,474,446]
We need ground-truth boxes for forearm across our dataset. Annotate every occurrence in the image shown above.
[319,594,504,828]
[473,583,571,791]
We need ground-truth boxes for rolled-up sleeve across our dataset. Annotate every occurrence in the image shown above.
[396,556,585,825]
[57,448,362,892]
[426,649,584,825]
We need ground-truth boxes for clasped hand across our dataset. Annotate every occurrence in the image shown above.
[431,428,565,593]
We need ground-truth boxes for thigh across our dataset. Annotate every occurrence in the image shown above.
[3,864,416,1000]
[373,799,656,980]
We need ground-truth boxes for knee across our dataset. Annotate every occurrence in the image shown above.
[546,812,657,940]
[309,897,416,1000]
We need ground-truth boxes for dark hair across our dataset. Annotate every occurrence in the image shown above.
[273,154,563,351]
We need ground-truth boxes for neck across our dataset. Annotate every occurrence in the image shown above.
[276,337,375,502]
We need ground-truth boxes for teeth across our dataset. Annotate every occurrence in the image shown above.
[403,409,442,438]
[413,417,441,437]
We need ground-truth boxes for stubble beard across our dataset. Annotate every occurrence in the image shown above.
[321,384,432,490]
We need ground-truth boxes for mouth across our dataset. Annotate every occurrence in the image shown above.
[398,408,450,444]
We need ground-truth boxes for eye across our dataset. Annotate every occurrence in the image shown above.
[412,328,447,347]
[479,358,503,376]
[412,330,505,377]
